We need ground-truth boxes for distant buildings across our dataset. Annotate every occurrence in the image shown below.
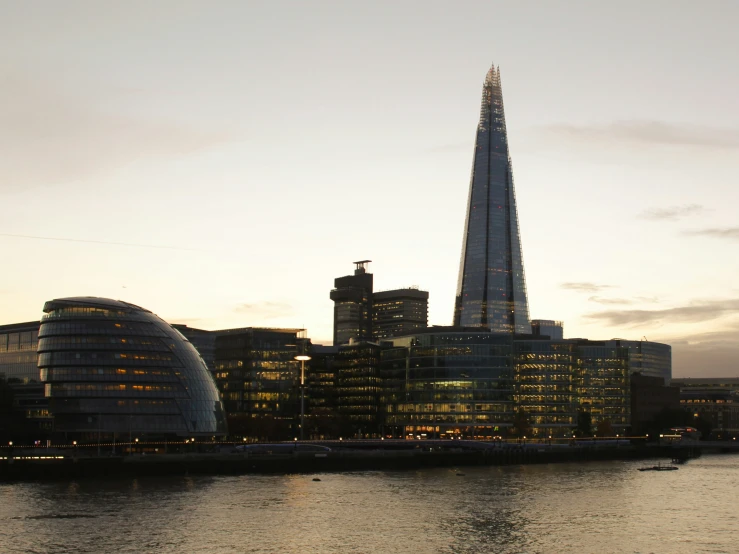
[373,288,429,340]
[330,261,429,345]
[37,297,227,440]
[531,320,564,340]
[330,261,374,345]
[672,378,739,438]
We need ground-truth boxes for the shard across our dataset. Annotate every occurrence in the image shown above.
[454,64,531,333]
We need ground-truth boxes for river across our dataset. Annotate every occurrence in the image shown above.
[1,455,736,553]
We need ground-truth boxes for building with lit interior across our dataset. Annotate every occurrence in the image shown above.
[38,297,227,439]
[372,287,429,340]
[380,328,514,439]
[212,327,306,438]
[605,339,671,383]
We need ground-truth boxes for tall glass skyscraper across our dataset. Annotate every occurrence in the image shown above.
[454,64,531,333]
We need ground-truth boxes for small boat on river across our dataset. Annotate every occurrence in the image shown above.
[638,462,679,472]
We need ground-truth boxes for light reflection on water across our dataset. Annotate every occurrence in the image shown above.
[1,456,737,553]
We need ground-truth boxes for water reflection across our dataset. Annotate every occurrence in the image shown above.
[1,457,737,553]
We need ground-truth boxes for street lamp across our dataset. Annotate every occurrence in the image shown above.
[295,354,311,440]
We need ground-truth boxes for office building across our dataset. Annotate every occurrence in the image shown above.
[380,328,515,439]
[0,321,50,430]
[213,328,304,432]
[680,389,739,438]
[630,373,680,436]
[454,64,530,333]
[335,341,384,436]
[373,287,429,340]
[38,297,227,439]
[330,260,374,345]
[531,320,564,340]
[606,339,671,383]
[513,338,578,436]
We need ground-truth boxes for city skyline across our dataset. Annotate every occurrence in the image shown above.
[2,2,738,376]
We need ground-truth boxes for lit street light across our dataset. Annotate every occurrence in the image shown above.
[295,354,311,440]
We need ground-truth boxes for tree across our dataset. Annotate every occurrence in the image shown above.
[574,409,592,438]
[596,419,613,437]
[510,408,532,438]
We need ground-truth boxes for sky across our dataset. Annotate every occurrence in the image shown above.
[1,1,738,377]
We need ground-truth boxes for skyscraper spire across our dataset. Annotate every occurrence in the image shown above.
[453,64,530,333]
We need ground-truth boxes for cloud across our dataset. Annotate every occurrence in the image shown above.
[234,301,293,320]
[539,120,739,150]
[683,227,739,240]
[0,72,233,192]
[638,204,706,221]
[665,323,739,377]
[588,296,633,305]
[561,282,614,293]
[585,299,739,327]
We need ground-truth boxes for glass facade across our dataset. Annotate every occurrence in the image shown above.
[38,297,227,438]
[380,330,514,439]
[213,328,302,420]
[575,344,630,432]
[335,341,383,434]
[0,321,49,426]
[514,340,578,436]
[454,65,530,334]
[606,339,671,384]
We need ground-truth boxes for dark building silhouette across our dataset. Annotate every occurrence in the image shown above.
[372,287,429,340]
[454,64,530,333]
[38,297,227,439]
[0,321,50,432]
[531,319,564,340]
[630,373,680,436]
[330,261,373,345]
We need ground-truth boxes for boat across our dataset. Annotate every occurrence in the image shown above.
[638,462,679,472]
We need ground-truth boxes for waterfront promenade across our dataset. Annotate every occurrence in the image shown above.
[1,438,723,481]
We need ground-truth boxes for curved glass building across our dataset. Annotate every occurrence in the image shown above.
[38,297,227,439]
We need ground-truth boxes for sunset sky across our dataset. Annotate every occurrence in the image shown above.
[2,1,738,376]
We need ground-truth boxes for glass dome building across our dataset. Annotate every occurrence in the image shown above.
[38,297,227,439]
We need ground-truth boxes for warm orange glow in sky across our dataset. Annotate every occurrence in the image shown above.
[1,2,738,376]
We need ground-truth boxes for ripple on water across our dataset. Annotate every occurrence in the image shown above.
[0,457,737,553]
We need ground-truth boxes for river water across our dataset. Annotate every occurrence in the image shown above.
[1,455,737,553]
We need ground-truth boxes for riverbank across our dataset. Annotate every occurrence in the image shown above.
[0,442,707,481]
